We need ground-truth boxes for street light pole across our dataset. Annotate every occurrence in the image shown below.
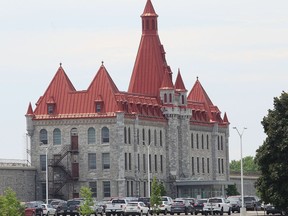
[45,147,48,205]
[233,127,247,216]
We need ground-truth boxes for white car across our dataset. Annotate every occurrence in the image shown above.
[203,197,231,215]
[124,201,149,216]
[42,204,57,216]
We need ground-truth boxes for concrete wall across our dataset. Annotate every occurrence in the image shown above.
[230,173,259,196]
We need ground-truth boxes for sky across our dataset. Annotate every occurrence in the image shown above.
[0,0,287,162]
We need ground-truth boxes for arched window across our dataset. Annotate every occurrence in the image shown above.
[142,128,145,144]
[146,20,149,30]
[169,94,172,103]
[128,127,131,144]
[124,127,127,144]
[148,129,151,144]
[88,127,96,144]
[218,136,220,150]
[40,129,48,144]
[191,133,194,148]
[154,130,157,146]
[53,128,61,145]
[181,95,185,104]
[221,136,224,150]
[102,127,109,143]
[160,130,163,146]
[164,94,167,103]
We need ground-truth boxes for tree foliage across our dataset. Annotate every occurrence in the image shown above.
[0,187,24,216]
[230,156,259,173]
[158,182,166,196]
[79,186,94,216]
[150,177,162,215]
[255,92,288,211]
[225,184,240,196]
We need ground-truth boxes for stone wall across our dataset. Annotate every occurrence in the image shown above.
[0,166,36,202]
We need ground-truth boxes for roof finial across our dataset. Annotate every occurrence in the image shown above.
[196,76,199,80]
[101,61,104,66]
[60,62,62,67]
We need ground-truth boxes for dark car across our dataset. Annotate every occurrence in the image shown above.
[57,198,84,216]
[244,196,261,211]
[227,196,241,213]
[266,205,283,215]
[24,201,44,216]
[194,199,207,215]
[138,197,151,209]
[170,199,194,215]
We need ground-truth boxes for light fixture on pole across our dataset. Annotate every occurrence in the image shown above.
[233,127,247,216]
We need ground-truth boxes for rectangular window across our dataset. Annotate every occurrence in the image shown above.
[102,153,110,169]
[197,157,199,173]
[192,157,194,175]
[207,158,210,173]
[41,183,46,200]
[143,154,146,172]
[89,182,97,197]
[160,155,163,172]
[154,155,157,172]
[126,181,130,196]
[40,155,46,171]
[196,134,199,149]
[160,131,163,146]
[202,157,205,173]
[221,158,224,174]
[125,153,127,170]
[191,133,194,148]
[103,181,111,197]
[143,182,146,197]
[138,154,140,171]
[96,103,101,113]
[88,153,96,170]
[131,181,134,196]
[137,129,139,145]
[149,154,151,172]
[129,153,132,170]
[218,158,221,174]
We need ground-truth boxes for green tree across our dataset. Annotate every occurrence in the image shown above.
[0,187,24,216]
[159,182,166,196]
[225,184,240,196]
[255,92,288,212]
[79,186,94,216]
[150,177,161,215]
[230,156,259,173]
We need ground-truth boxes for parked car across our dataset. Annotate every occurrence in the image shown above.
[42,204,57,216]
[50,199,67,213]
[57,198,84,216]
[170,199,194,215]
[266,204,283,215]
[194,199,207,215]
[244,196,261,211]
[227,196,241,213]
[138,197,151,209]
[203,197,231,215]
[24,201,44,216]
[92,201,105,216]
[105,198,129,216]
[124,201,149,216]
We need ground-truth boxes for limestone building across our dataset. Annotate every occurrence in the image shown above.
[25,0,230,200]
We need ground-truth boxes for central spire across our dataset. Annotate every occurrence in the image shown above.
[128,0,171,98]
[141,0,158,35]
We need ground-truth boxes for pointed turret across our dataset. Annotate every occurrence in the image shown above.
[175,69,187,92]
[25,102,34,136]
[128,0,171,98]
[26,102,34,116]
[175,69,187,106]
[223,112,230,124]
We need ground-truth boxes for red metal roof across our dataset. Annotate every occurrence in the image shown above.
[29,0,227,125]
[128,0,170,97]
[174,69,187,92]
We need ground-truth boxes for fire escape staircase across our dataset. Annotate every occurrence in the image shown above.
[48,144,79,198]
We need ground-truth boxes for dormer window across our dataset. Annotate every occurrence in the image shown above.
[96,103,102,113]
[47,104,55,114]
[95,95,104,113]
[46,96,56,115]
